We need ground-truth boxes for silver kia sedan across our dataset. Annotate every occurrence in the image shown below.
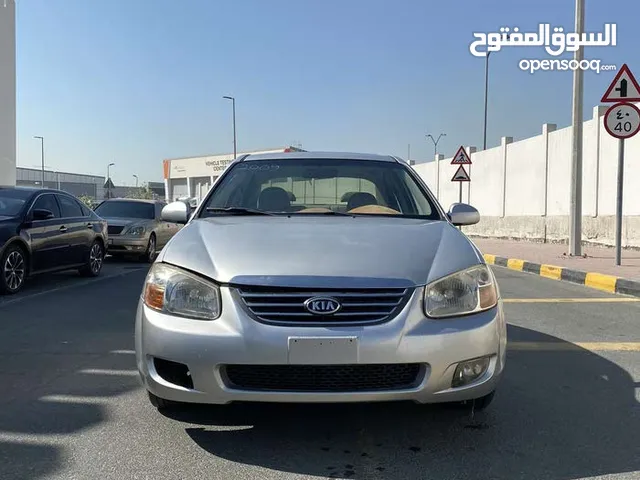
[135,151,506,412]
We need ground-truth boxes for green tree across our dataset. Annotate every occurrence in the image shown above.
[77,194,95,209]
[126,183,154,200]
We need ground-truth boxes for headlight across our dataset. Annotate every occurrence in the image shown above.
[424,264,498,318]
[143,263,221,320]
[127,226,146,236]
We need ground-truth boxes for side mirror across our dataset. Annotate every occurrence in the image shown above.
[161,201,189,224]
[447,203,480,226]
[32,208,55,221]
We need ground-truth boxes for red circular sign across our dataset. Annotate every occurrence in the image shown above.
[604,102,640,139]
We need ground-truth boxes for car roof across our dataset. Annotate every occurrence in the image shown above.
[241,151,402,163]
[101,198,162,204]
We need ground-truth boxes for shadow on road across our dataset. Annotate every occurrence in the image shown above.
[0,268,147,480]
[0,442,62,480]
[163,325,639,480]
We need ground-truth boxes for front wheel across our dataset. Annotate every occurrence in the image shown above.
[141,234,157,263]
[0,244,27,295]
[79,240,104,277]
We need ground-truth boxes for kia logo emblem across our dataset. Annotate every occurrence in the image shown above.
[304,296,341,315]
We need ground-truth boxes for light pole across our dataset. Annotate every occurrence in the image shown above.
[223,96,237,158]
[33,136,45,187]
[107,162,115,199]
[427,133,446,199]
[569,0,585,256]
[483,53,491,150]
[133,174,138,188]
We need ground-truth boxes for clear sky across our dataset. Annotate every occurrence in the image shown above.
[14,0,636,185]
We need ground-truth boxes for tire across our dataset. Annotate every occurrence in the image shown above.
[0,244,28,295]
[148,391,179,411]
[79,240,105,277]
[141,234,157,263]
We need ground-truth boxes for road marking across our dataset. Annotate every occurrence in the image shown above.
[509,342,640,352]
[110,349,135,355]
[506,258,525,271]
[39,394,111,404]
[540,264,562,280]
[504,298,640,303]
[584,272,618,293]
[0,432,61,445]
[79,369,139,376]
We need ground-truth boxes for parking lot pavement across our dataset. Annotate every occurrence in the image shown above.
[0,255,149,308]
[0,264,638,480]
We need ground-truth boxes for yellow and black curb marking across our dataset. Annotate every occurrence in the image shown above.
[483,254,640,298]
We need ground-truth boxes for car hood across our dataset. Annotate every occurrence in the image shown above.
[159,216,484,288]
[0,215,17,223]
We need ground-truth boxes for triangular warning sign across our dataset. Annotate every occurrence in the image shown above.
[103,178,115,189]
[601,64,640,103]
[451,146,472,165]
[451,165,470,182]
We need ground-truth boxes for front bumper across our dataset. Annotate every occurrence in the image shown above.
[135,287,507,405]
[107,235,149,254]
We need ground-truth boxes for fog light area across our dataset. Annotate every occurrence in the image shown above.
[451,356,491,388]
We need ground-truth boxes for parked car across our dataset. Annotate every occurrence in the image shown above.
[135,151,506,412]
[94,198,181,262]
[0,186,107,294]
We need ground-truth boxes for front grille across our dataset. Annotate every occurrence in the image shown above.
[235,286,413,326]
[108,225,124,235]
[223,364,423,392]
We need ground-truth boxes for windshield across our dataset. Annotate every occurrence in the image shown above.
[199,158,441,219]
[0,189,32,217]
[95,201,155,219]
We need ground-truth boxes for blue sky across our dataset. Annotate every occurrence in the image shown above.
[15,0,636,185]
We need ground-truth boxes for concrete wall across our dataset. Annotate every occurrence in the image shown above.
[0,0,16,187]
[412,103,640,248]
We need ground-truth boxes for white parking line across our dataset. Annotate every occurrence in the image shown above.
[110,350,135,355]
[0,432,62,445]
[39,394,111,404]
[0,268,144,308]
[78,369,139,376]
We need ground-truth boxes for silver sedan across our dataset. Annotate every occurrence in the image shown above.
[135,152,506,412]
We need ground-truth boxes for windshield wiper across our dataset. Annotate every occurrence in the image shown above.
[205,207,275,216]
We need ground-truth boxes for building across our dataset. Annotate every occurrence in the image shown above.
[0,1,16,187]
[162,146,305,203]
[17,167,105,199]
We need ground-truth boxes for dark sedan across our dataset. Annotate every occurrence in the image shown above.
[0,187,108,294]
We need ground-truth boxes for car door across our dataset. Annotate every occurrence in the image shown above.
[25,193,67,272]
[55,194,89,265]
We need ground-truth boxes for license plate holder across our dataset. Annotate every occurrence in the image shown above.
[288,337,358,365]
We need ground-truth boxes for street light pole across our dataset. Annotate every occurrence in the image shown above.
[483,53,491,150]
[133,174,138,188]
[569,0,585,256]
[426,133,446,199]
[107,162,115,199]
[223,96,237,159]
[34,136,45,187]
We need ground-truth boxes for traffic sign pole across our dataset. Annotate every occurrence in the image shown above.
[615,138,624,266]
[601,64,640,265]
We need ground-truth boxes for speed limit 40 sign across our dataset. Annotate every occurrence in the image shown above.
[604,102,640,139]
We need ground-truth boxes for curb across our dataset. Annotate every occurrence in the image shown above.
[483,254,640,298]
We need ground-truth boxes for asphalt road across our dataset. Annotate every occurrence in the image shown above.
[0,261,638,480]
